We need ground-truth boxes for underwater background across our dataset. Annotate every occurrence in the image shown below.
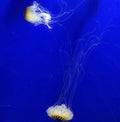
[0,0,120,122]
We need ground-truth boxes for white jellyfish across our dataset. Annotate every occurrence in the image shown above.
[46,104,73,121]
[24,1,52,29]
[24,0,86,29]
[45,25,109,121]
[46,56,81,121]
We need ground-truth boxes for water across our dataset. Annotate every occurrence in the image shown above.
[0,0,120,122]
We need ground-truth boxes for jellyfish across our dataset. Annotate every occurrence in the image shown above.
[24,0,86,29]
[45,25,106,121]
[47,104,73,121]
[24,1,52,29]
[46,51,83,121]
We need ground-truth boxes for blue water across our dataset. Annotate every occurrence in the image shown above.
[0,0,120,121]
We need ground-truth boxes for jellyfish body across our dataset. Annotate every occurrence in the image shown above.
[46,104,73,121]
[24,1,52,29]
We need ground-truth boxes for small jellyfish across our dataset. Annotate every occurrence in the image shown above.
[24,1,52,29]
[46,104,73,121]
[24,0,86,29]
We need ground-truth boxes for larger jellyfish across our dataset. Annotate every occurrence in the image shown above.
[46,27,105,121]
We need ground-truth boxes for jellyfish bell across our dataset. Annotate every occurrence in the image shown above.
[46,104,73,121]
[24,1,52,29]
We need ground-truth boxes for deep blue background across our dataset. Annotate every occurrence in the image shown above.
[0,0,120,122]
